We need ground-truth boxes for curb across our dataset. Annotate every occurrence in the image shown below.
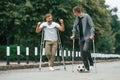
[0,59,119,71]
[0,62,73,71]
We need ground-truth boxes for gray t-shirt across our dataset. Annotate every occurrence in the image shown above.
[39,22,60,41]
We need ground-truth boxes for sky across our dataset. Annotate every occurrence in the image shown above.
[105,0,120,20]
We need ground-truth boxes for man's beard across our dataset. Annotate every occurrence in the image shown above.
[48,20,52,23]
[47,20,52,25]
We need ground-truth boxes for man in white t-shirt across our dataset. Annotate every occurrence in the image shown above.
[36,13,65,71]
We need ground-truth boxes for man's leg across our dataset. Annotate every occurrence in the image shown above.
[45,41,51,63]
[88,51,94,66]
[83,39,93,70]
[50,41,58,67]
[85,39,94,66]
[80,40,89,71]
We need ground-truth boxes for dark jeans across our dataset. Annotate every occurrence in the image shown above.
[80,39,93,70]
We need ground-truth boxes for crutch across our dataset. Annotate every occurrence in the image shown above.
[57,30,66,71]
[72,37,75,72]
[39,30,44,71]
[93,40,97,72]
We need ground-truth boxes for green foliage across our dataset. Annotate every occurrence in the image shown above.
[110,8,120,54]
[0,0,120,61]
[0,46,6,60]
[0,45,26,60]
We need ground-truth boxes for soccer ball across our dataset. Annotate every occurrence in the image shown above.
[77,64,85,72]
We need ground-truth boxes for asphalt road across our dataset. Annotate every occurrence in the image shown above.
[0,61,120,80]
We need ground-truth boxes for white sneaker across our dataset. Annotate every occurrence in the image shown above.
[90,66,94,71]
[84,68,90,72]
[48,61,50,66]
[49,67,55,71]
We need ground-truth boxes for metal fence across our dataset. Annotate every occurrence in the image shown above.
[5,46,120,65]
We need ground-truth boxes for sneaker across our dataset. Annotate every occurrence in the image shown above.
[90,66,94,71]
[49,67,55,71]
[84,68,90,72]
[48,61,50,66]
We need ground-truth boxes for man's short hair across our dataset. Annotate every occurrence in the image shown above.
[73,6,81,13]
[45,13,52,19]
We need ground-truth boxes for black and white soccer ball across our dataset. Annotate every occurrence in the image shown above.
[77,64,85,72]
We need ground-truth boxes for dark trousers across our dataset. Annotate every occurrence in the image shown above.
[80,39,93,70]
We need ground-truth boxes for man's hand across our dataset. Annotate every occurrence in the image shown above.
[59,19,64,24]
[36,22,42,33]
[58,19,65,32]
[89,35,94,40]
[70,36,75,40]
[37,22,41,26]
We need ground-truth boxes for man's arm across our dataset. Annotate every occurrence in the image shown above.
[57,19,65,32]
[70,17,78,40]
[36,22,42,33]
[87,14,95,40]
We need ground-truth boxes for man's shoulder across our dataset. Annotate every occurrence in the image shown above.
[83,13,92,19]
[41,22,47,25]
[83,13,89,17]
[52,22,60,27]
[52,22,59,24]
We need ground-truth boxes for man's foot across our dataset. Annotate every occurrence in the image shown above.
[48,61,50,66]
[90,66,94,71]
[84,68,89,72]
[49,67,55,71]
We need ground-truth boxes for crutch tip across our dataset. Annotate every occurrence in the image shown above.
[39,68,41,71]
[64,68,66,71]
[72,70,74,72]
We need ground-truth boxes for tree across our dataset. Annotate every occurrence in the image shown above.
[0,0,118,54]
[110,7,120,54]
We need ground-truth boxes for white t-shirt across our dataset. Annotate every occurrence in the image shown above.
[39,22,60,41]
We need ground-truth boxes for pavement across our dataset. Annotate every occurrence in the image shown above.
[0,61,120,80]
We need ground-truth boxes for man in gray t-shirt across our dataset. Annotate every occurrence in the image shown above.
[36,13,65,71]
[40,22,60,41]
